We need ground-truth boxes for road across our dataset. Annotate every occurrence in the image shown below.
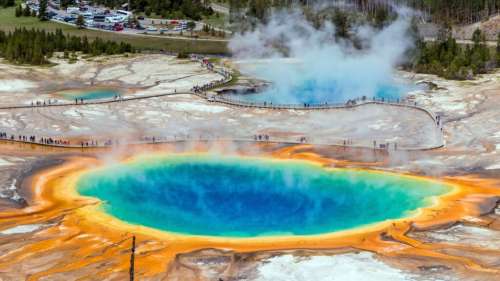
[210,2,230,15]
[52,19,231,42]
[424,37,498,47]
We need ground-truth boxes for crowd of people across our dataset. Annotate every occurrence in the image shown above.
[0,129,409,151]
[191,59,231,94]
[17,94,126,109]
[0,131,127,148]
[215,94,418,110]
[372,140,399,150]
[436,115,443,130]
[254,134,270,141]
[0,57,439,151]
[30,99,59,107]
[79,139,127,147]
[192,77,229,94]
[0,131,71,146]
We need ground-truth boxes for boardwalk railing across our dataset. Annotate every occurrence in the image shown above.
[0,58,444,151]
[0,58,436,124]
[0,91,192,110]
[0,58,231,110]
[0,132,444,152]
[210,95,440,124]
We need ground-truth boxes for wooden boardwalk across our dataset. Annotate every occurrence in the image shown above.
[0,61,444,151]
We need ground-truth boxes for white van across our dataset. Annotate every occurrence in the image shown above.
[116,10,132,19]
[84,19,94,27]
[80,11,93,18]
[67,7,80,14]
[105,16,122,23]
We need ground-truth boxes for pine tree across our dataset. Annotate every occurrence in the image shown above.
[472,29,482,46]
[82,36,90,53]
[32,40,44,65]
[247,0,270,21]
[15,4,22,17]
[23,4,31,17]
[373,6,389,29]
[39,0,48,21]
[187,21,196,36]
[76,15,85,29]
[496,34,500,67]
[333,10,350,39]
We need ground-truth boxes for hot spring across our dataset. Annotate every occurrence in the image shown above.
[76,155,450,237]
[223,80,414,105]
[228,13,421,106]
[56,88,121,101]
[226,59,420,105]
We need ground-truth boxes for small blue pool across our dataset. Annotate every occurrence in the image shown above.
[57,89,121,101]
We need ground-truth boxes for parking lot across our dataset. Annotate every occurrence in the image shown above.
[24,0,218,37]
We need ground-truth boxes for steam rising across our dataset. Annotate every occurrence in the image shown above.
[229,9,415,103]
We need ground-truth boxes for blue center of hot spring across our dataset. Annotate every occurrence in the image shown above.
[224,79,414,105]
[59,89,120,100]
[77,155,450,237]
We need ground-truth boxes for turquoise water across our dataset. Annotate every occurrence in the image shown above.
[77,155,450,237]
[224,80,415,105]
[58,89,120,101]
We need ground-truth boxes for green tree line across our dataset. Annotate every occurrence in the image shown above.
[0,28,135,65]
[334,1,499,24]
[15,3,37,17]
[229,0,500,24]
[413,28,498,80]
[0,0,15,8]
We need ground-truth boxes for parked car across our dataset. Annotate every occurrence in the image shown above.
[114,23,124,31]
[147,26,157,32]
[137,16,144,20]
[93,15,106,23]
[80,11,93,19]
[67,7,79,14]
